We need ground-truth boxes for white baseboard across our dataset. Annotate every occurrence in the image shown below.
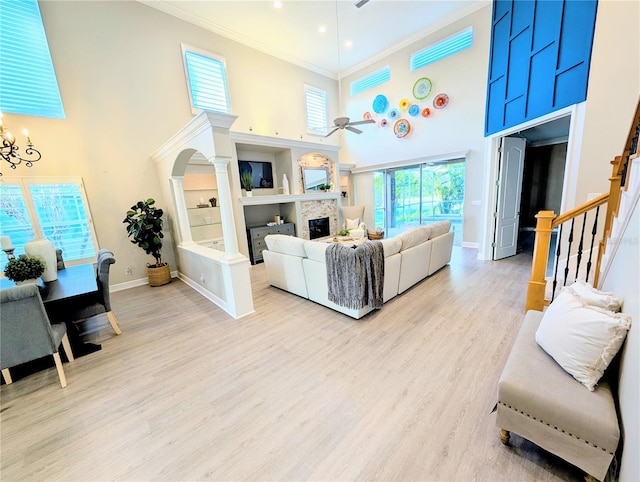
[462,242,479,249]
[111,270,179,292]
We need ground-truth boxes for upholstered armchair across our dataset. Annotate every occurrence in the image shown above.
[340,205,367,239]
[47,249,122,336]
[1,284,75,388]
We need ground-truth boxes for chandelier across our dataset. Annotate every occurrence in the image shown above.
[0,112,42,175]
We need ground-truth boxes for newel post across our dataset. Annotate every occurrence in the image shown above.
[525,210,556,312]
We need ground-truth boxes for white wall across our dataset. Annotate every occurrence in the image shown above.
[340,6,492,245]
[1,0,338,284]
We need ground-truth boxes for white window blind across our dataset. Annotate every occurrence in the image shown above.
[304,85,327,135]
[0,178,97,266]
[0,0,65,118]
[410,27,473,71]
[182,45,230,113]
[350,66,391,96]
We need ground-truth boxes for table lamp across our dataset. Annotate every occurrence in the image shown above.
[1,236,15,259]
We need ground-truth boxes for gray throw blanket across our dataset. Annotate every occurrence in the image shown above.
[325,241,385,310]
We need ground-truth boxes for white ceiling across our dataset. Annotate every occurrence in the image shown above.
[140,0,488,79]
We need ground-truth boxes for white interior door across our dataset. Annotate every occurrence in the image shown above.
[494,136,526,260]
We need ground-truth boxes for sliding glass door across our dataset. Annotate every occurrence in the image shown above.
[374,160,464,244]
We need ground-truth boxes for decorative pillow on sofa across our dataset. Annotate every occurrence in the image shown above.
[566,280,623,311]
[345,218,360,230]
[535,289,631,391]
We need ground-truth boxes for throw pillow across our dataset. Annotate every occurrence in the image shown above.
[535,289,631,391]
[565,280,623,311]
[345,218,360,230]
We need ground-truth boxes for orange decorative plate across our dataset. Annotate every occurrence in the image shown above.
[393,119,411,138]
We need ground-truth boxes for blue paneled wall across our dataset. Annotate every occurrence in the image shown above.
[485,0,598,136]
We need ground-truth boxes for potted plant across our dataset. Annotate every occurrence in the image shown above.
[122,198,171,286]
[4,254,45,285]
[320,183,332,192]
[240,171,253,197]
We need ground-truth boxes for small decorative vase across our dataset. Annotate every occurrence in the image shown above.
[24,238,57,282]
[282,174,290,195]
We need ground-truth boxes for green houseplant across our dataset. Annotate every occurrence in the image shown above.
[4,254,46,284]
[240,171,253,196]
[123,198,170,286]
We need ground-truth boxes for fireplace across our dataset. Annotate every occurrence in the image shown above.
[309,217,330,240]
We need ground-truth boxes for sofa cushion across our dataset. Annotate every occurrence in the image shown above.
[398,226,431,251]
[264,234,307,258]
[380,237,402,257]
[535,289,631,391]
[428,220,451,239]
[304,240,329,262]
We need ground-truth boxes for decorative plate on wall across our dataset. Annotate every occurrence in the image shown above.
[413,77,432,100]
[388,108,399,119]
[379,118,388,127]
[393,119,411,138]
[422,107,432,117]
[433,93,449,109]
[373,94,389,114]
[408,104,420,116]
[363,111,373,120]
[399,98,410,110]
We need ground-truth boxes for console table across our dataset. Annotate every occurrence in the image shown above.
[247,222,295,264]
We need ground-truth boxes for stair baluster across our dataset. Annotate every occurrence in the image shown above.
[563,219,575,287]
[574,213,587,281]
[585,206,600,282]
[551,224,563,301]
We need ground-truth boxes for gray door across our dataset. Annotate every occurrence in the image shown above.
[494,137,526,260]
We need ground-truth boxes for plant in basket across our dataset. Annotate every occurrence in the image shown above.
[123,198,171,286]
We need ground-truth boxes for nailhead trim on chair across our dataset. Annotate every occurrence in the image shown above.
[498,401,614,455]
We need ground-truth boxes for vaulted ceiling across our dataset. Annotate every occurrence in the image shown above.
[140,0,488,78]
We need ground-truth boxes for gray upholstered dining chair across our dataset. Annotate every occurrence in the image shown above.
[1,284,75,388]
[64,249,122,335]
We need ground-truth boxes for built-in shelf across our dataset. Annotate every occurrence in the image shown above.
[239,192,340,206]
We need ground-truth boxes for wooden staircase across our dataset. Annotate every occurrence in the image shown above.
[526,100,640,311]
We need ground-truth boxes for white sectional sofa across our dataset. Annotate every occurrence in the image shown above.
[262,221,454,319]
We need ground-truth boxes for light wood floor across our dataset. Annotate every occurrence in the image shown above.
[0,247,584,481]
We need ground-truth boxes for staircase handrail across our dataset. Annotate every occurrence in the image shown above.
[552,193,609,227]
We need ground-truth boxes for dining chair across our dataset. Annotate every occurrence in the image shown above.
[64,249,122,335]
[1,284,75,388]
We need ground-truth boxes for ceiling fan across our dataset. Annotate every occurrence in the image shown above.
[325,116,375,137]
[324,0,375,137]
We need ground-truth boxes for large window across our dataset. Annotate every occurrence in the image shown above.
[304,85,328,135]
[0,0,65,118]
[374,160,465,244]
[0,178,97,266]
[182,44,230,114]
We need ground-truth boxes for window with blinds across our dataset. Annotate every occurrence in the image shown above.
[0,178,98,266]
[350,66,391,96]
[181,44,231,114]
[304,85,328,135]
[410,27,473,71]
[0,0,65,118]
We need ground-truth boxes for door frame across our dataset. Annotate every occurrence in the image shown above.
[478,102,587,260]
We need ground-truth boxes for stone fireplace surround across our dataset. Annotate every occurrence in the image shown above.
[299,199,338,240]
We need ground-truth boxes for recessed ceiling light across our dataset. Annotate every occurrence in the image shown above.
[318,25,326,34]
[344,39,353,48]
[273,1,282,8]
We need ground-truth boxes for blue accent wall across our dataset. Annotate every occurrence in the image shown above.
[485,0,598,136]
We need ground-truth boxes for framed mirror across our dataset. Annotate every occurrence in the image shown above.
[302,167,329,192]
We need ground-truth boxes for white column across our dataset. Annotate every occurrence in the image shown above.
[211,157,241,258]
[169,176,193,245]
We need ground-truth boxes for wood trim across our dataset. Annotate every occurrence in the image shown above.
[552,193,609,227]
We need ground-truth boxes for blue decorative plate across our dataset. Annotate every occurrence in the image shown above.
[408,104,420,116]
[372,94,389,114]
[388,108,399,119]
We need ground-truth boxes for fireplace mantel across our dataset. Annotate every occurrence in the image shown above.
[239,192,339,206]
